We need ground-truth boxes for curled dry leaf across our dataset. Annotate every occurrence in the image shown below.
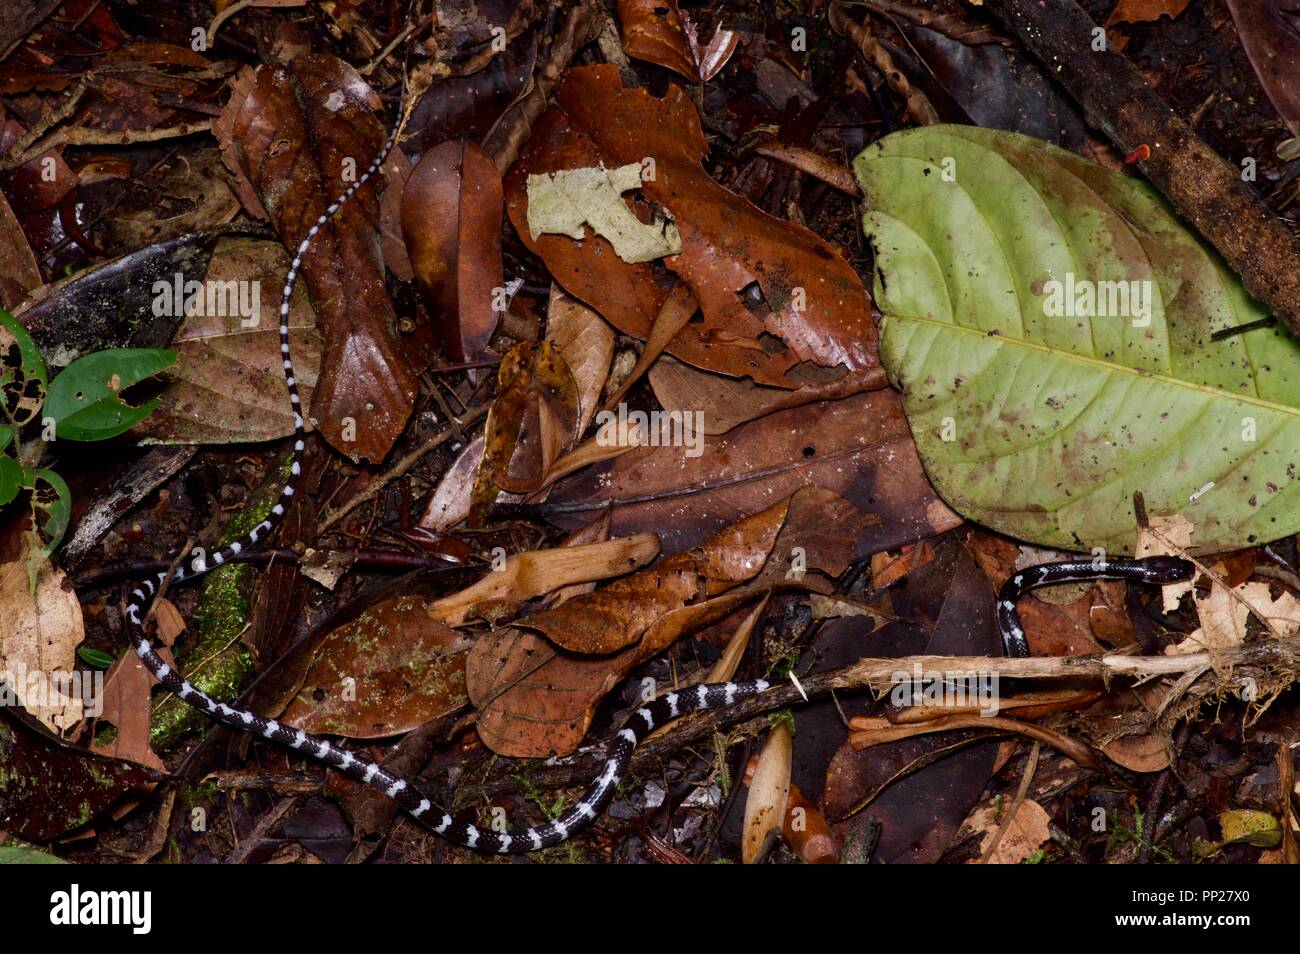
[469,339,579,522]
[426,533,662,628]
[742,720,792,864]
[420,433,487,531]
[468,488,870,757]
[280,594,472,739]
[546,286,614,435]
[685,15,739,83]
[401,139,503,363]
[618,0,698,81]
[221,53,417,461]
[0,533,86,732]
[505,64,878,389]
[517,501,788,655]
[133,237,321,444]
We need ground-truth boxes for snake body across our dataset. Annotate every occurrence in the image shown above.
[117,75,1198,855]
[995,556,1195,657]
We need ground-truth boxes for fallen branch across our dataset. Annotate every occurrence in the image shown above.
[482,640,1297,796]
[979,0,1300,335]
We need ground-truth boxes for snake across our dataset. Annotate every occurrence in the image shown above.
[995,556,1195,658]
[115,64,1199,855]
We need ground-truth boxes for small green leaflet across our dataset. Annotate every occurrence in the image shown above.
[44,349,176,442]
[77,646,116,669]
[855,125,1300,554]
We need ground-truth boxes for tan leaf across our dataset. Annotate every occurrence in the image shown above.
[0,534,86,732]
[743,721,792,863]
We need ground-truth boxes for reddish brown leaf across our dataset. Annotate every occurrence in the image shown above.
[401,139,503,363]
[619,0,699,81]
[1227,0,1300,131]
[650,353,882,434]
[469,488,871,757]
[505,64,879,389]
[0,707,157,841]
[548,390,960,555]
[280,594,472,739]
[222,53,418,461]
[469,339,579,521]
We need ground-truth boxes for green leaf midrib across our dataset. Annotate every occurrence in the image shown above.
[886,312,1300,420]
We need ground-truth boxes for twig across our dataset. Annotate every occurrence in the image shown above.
[75,548,469,588]
[981,741,1040,863]
[319,406,487,532]
[482,641,1300,796]
[830,3,941,125]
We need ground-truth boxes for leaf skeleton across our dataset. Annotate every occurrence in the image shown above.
[120,57,1198,857]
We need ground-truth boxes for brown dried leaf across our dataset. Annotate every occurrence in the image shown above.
[222,53,417,461]
[280,594,472,739]
[548,390,960,555]
[427,533,662,628]
[546,286,614,434]
[469,339,579,521]
[505,65,878,388]
[470,489,871,757]
[133,237,322,444]
[401,139,503,363]
[518,500,787,655]
[618,0,698,81]
[0,534,85,732]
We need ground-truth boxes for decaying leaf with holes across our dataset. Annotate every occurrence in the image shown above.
[469,339,579,523]
[0,309,47,455]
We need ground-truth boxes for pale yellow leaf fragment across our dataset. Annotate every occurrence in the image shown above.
[526,164,682,264]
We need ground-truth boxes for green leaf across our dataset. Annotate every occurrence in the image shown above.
[0,845,68,864]
[0,308,47,435]
[0,455,20,507]
[855,125,1300,554]
[44,348,176,442]
[77,646,116,669]
[23,467,71,560]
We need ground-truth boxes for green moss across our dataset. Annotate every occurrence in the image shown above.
[150,451,292,750]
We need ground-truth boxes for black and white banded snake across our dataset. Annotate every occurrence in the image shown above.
[117,85,1199,855]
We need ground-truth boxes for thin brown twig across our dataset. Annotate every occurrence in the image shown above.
[981,741,1040,863]
[319,406,487,532]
